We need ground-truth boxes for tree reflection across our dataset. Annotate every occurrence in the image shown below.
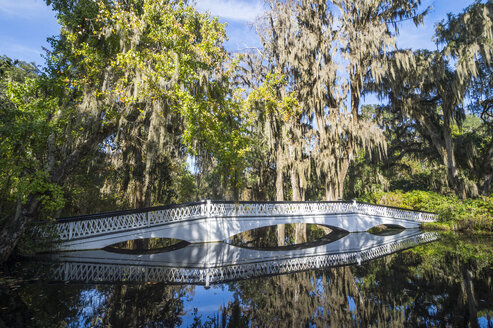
[0,282,188,327]
[227,223,346,250]
[100,284,187,327]
[1,234,492,327]
[198,235,493,327]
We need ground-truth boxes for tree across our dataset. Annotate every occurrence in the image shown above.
[180,60,253,203]
[370,1,493,196]
[0,0,229,263]
[251,0,425,200]
[436,0,493,195]
[238,61,301,202]
[373,50,468,194]
[0,58,68,262]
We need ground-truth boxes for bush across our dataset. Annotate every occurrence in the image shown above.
[359,191,493,233]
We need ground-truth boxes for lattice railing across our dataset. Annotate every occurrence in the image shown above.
[40,232,438,285]
[50,200,438,241]
[52,203,206,240]
[205,201,437,222]
[205,202,356,218]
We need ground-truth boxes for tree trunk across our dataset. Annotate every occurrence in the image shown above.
[142,156,154,208]
[142,110,159,208]
[277,224,285,247]
[325,172,344,201]
[232,170,239,204]
[0,196,41,263]
[195,171,201,201]
[465,269,478,328]
[276,148,285,246]
[418,111,458,192]
[289,165,306,243]
[443,112,458,191]
[325,180,337,201]
[290,166,301,201]
[275,148,284,201]
[350,78,360,122]
[294,223,306,244]
[134,181,145,208]
[139,124,155,250]
[338,157,351,200]
[480,142,493,194]
[460,266,479,328]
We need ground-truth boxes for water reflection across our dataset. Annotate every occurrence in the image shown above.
[18,229,436,286]
[226,223,350,250]
[2,232,493,327]
[105,238,190,254]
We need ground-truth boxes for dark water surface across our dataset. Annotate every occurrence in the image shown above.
[1,225,492,327]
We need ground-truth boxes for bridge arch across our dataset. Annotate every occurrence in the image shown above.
[56,213,423,251]
[48,200,437,251]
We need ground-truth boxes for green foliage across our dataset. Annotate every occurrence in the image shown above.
[453,114,493,194]
[343,150,389,199]
[40,0,238,208]
[244,72,301,123]
[170,163,197,204]
[0,64,65,220]
[360,190,493,232]
[179,63,252,201]
[410,233,493,272]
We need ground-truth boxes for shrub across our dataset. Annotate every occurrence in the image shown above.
[359,191,493,233]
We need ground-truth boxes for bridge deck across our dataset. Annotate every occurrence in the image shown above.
[40,200,438,251]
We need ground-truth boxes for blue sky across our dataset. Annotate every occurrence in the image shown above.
[0,0,476,66]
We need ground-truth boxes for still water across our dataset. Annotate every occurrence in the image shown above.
[1,224,492,327]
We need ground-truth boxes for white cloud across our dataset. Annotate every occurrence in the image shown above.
[195,0,264,22]
[6,42,42,55]
[0,40,44,64]
[223,21,261,52]
[0,0,54,20]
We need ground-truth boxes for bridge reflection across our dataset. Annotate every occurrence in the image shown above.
[23,229,438,286]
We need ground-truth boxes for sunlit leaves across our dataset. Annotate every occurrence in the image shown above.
[0,75,65,213]
[244,72,301,124]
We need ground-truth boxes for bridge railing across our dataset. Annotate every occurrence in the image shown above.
[48,200,438,241]
[354,202,437,222]
[206,201,437,222]
[206,202,354,217]
[53,201,207,240]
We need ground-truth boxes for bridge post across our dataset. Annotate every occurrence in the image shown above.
[352,199,358,213]
[64,263,69,281]
[68,222,73,240]
[206,199,212,217]
[205,270,212,289]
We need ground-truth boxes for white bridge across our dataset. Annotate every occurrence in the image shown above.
[27,230,438,286]
[46,200,438,251]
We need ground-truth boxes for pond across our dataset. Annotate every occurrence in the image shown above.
[1,224,492,327]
